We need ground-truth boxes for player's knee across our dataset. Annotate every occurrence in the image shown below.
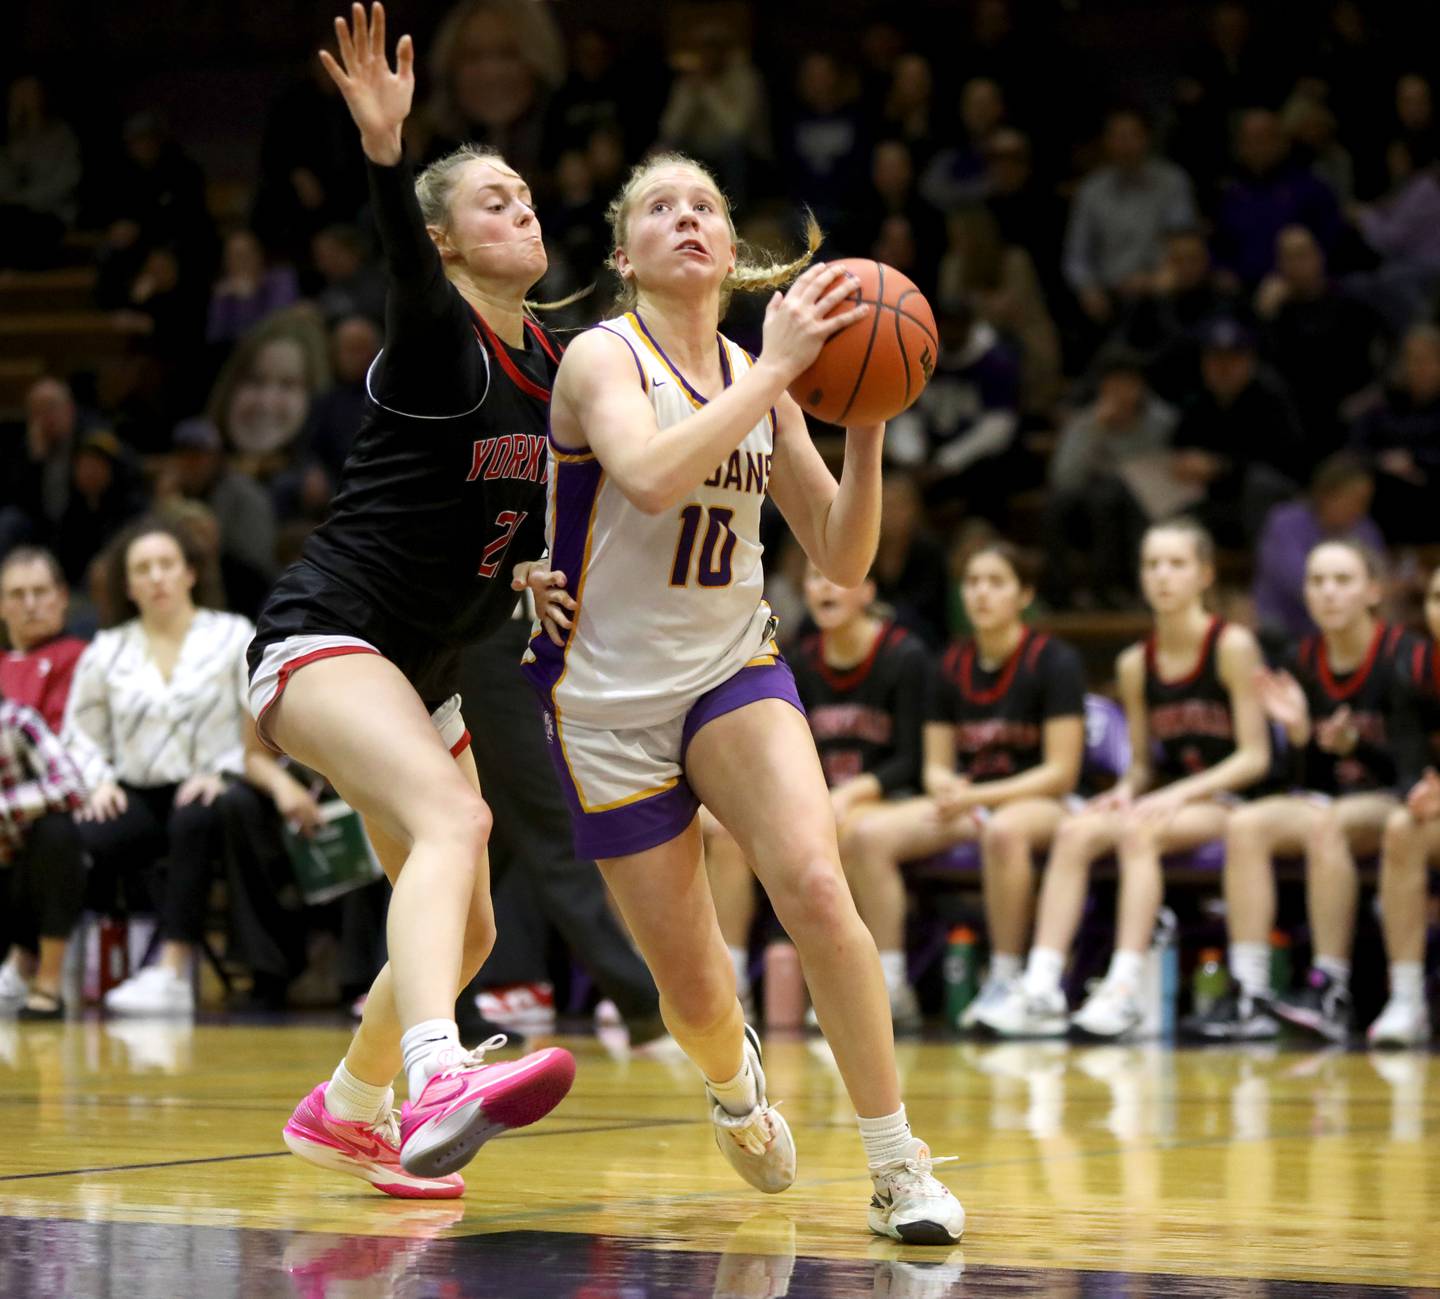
[425,791,493,864]
[1116,820,1157,858]
[981,816,1025,862]
[774,856,852,934]
[1382,806,1419,861]
[1304,806,1341,857]
[1052,815,1098,862]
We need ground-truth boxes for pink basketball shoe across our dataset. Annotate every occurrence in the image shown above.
[283,1082,464,1199]
[399,1036,576,1178]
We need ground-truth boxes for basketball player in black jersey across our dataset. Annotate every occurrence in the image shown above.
[828,544,1085,1030]
[246,5,573,1196]
[701,561,933,1023]
[1371,564,1440,1046]
[1191,540,1411,1043]
[983,520,1271,1040]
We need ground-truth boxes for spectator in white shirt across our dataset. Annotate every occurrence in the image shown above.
[63,517,319,1016]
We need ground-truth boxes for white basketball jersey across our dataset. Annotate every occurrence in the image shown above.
[527,311,777,728]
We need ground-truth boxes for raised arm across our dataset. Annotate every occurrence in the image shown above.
[550,263,867,515]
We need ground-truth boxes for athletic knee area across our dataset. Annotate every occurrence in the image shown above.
[1303,806,1344,857]
[981,817,1027,861]
[769,856,856,934]
[25,811,82,856]
[415,796,493,860]
[1116,819,1161,858]
[1383,806,1419,852]
[838,814,890,868]
[658,969,740,1036]
[1051,814,1106,863]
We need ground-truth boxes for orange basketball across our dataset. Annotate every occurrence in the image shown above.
[789,259,939,426]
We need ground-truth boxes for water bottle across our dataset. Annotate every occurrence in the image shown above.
[762,941,806,1030]
[1269,928,1292,997]
[96,917,129,999]
[943,926,979,1028]
[1192,947,1229,1016]
[1142,907,1179,1038]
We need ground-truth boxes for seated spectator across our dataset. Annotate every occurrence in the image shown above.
[886,303,1021,524]
[1349,323,1440,544]
[881,54,938,166]
[918,77,1007,212]
[1348,145,1440,331]
[1112,227,1242,402]
[208,308,331,516]
[0,695,87,1020]
[310,225,385,326]
[0,546,87,734]
[1282,89,1355,206]
[1257,225,1387,456]
[1173,317,1306,545]
[1393,72,1440,169]
[0,73,81,269]
[981,128,1067,313]
[838,543,1086,1029]
[871,471,950,648]
[937,207,1061,416]
[656,19,770,206]
[300,315,381,500]
[63,517,319,1017]
[537,149,608,311]
[0,378,101,556]
[163,417,278,589]
[53,430,148,588]
[703,562,935,1025]
[844,139,944,287]
[542,25,642,164]
[779,52,867,234]
[1062,109,1198,329]
[207,229,301,346]
[109,244,212,427]
[1252,453,1385,646]
[1043,349,1177,609]
[1214,108,1342,289]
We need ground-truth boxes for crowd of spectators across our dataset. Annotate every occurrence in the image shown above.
[5,0,1440,1014]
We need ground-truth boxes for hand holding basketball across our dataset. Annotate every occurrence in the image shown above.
[758,263,872,385]
[789,259,938,426]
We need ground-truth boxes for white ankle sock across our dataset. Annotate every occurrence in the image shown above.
[728,945,751,997]
[1023,947,1065,997]
[705,1056,758,1117]
[1390,961,1424,1004]
[1314,956,1351,990]
[1229,942,1270,999]
[858,1105,912,1168]
[878,950,907,995]
[326,1059,393,1123]
[990,952,1022,983]
[1107,949,1145,987]
[401,1018,461,1098]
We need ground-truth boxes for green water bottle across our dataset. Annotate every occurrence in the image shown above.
[1192,947,1229,1016]
[943,926,979,1028]
[1269,929,1292,996]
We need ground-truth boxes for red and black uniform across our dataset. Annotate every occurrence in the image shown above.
[1143,617,1242,785]
[792,622,931,791]
[1290,621,1412,795]
[1392,636,1440,792]
[247,152,559,705]
[0,635,87,734]
[930,627,1085,783]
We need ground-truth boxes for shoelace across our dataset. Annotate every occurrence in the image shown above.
[437,1033,509,1077]
[713,1099,784,1157]
[370,1109,402,1149]
[875,1152,959,1198]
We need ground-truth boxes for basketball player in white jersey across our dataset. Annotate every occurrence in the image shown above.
[522,153,965,1244]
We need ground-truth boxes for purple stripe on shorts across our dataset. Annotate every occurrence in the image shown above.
[680,657,806,760]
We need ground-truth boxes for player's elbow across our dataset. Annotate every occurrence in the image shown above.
[621,481,675,516]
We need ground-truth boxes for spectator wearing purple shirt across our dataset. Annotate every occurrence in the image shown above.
[1214,109,1342,288]
[206,229,299,346]
[1252,453,1385,644]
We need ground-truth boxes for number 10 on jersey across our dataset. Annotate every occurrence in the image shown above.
[670,504,737,588]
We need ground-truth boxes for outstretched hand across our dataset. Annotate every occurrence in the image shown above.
[318,2,414,166]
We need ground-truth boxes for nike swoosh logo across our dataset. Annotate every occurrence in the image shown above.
[653,378,667,387]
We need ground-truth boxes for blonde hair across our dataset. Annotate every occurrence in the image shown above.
[604,152,822,316]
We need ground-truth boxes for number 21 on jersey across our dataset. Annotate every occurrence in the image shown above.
[670,504,736,588]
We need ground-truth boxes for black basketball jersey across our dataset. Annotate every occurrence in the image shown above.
[254,154,557,681]
[792,622,931,791]
[930,628,1086,782]
[1292,621,1411,794]
[1393,636,1440,791]
[1143,617,1238,782]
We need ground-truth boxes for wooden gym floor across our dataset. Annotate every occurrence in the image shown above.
[1,1019,1436,1297]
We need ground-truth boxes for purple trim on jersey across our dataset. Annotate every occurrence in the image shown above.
[522,452,604,697]
[631,311,732,406]
[594,323,648,392]
[680,658,806,761]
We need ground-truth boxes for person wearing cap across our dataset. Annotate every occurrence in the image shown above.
[166,416,278,583]
[1043,348,1177,608]
[1171,315,1306,546]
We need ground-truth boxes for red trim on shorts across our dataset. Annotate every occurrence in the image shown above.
[450,728,472,758]
[255,644,382,745]
[1144,617,1222,688]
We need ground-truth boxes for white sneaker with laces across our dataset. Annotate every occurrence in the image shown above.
[103,965,195,1017]
[960,974,1015,1031]
[1071,978,1142,1039]
[707,1025,796,1194]
[0,960,28,1011]
[868,1137,966,1245]
[972,981,1068,1038]
[1367,997,1431,1048]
